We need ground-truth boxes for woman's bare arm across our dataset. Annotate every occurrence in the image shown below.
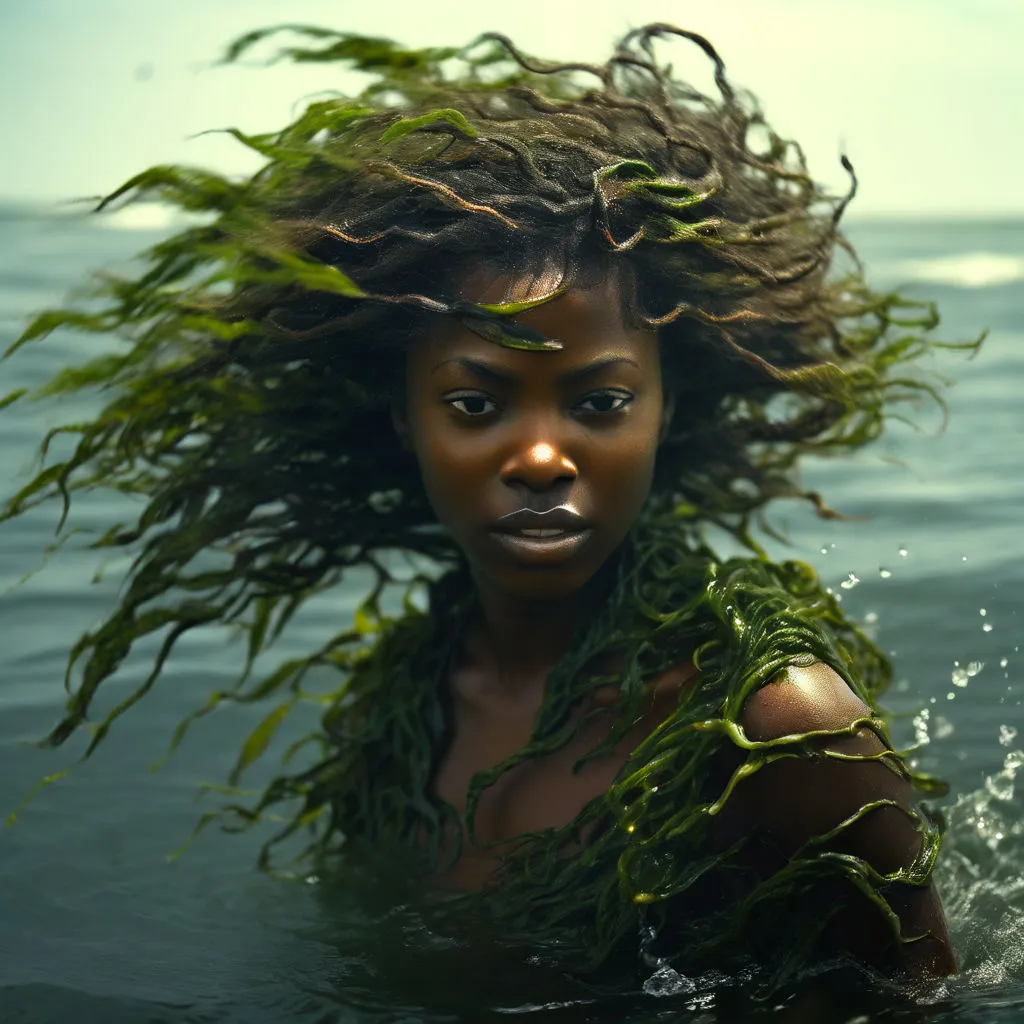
[731,660,955,978]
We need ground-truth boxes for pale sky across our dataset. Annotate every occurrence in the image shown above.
[1,0,1021,217]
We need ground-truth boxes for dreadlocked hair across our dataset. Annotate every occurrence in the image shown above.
[2,23,970,985]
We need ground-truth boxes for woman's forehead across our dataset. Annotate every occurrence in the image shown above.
[410,275,659,377]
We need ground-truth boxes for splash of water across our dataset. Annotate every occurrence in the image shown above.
[938,746,1024,993]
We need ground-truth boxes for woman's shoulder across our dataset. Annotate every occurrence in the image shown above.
[741,658,872,741]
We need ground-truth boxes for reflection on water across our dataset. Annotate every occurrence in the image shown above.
[1,208,1023,1021]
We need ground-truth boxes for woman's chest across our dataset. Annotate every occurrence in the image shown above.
[428,666,695,889]
[433,706,630,840]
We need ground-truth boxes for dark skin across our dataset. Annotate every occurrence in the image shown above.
[393,269,955,978]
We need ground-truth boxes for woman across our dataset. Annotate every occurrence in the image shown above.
[2,22,957,990]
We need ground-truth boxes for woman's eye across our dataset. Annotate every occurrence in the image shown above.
[447,395,497,417]
[575,391,633,414]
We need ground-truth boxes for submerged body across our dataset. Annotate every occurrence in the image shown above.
[378,570,955,978]
[324,526,955,987]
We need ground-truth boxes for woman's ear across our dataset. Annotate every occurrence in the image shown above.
[659,390,676,443]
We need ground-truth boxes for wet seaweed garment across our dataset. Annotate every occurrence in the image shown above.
[319,511,945,982]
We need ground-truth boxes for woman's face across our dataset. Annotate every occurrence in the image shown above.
[398,271,670,603]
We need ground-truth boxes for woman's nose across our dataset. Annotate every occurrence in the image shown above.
[499,440,577,493]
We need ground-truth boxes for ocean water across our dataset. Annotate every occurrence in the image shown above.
[0,203,1022,1023]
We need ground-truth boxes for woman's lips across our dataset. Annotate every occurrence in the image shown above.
[488,527,593,563]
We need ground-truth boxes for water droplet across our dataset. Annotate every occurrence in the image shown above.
[864,611,879,624]
[983,623,994,633]
[961,554,968,562]
[999,724,1018,747]
[912,708,931,745]
[840,572,861,590]
[967,661,984,678]
[1000,657,1008,668]
[980,608,987,616]
[879,568,892,579]
[933,716,954,740]
[987,772,1014,801]
[951,668,970,687]
[946,692,956,700]
[898,547,908,558]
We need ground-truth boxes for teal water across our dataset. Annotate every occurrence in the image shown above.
[0,204,1022,1022]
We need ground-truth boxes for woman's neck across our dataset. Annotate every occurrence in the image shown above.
[459,566,616,697]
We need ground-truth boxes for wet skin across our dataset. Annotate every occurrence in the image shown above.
[397,272,671,644]
[393,272,955,977]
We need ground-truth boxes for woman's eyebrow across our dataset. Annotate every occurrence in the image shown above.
[431,357,515,385]
[559,356,640,384]
[430,355,640,384]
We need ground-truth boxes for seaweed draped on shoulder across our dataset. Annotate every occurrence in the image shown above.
[316,512,945,981]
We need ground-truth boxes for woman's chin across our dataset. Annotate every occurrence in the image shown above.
[467,556,614,607]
